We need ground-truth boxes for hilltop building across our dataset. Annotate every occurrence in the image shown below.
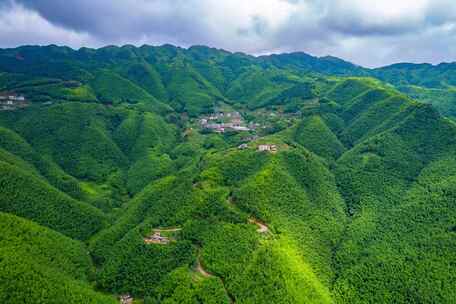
[258,144,277,153]
[144,231,170,245]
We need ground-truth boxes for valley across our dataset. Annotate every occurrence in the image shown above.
[0,44,455,304]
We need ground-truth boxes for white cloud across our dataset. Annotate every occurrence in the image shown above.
[0,2,97,48]
[338,0,428,19]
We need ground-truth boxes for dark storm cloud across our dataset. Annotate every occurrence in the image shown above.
[2,0,456,67]
[10,0,212,45]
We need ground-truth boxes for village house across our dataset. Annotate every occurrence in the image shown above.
[1,106,12,111]
[231,117,242,126]
[231,126,250,131]
[13,96,25,101]
[231,111,241,118]
[258,144,278,153]
[205,123,219,129]
[0,93,28,111]
[248,122,260,130]
[205,123,223,132]
[204,123,225,133]
[243,135,259,142]
[119,294,133,304]
[238,143,248,150]
[144,231,170,245]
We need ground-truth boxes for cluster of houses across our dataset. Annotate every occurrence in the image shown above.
[0,93,28,111]
[144,231,170,245]
[200,112,257,133]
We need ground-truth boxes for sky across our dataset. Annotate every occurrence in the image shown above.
[1,0,456,67]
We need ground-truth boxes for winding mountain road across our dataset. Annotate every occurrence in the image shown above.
[196,257,213,278]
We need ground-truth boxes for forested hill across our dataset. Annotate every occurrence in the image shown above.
[0,44,364,117]
[0,44,455,303]
[2,44,456,117]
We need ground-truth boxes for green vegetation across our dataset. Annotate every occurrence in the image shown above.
[294,115,346,159]
[90,70,155,105]
[0,44,455,303]
[0,212,117,303]
[147,267,230,304]
[0,161,107,240]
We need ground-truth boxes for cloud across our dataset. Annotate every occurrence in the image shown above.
[0,1,96,48]
[1,0,456,67]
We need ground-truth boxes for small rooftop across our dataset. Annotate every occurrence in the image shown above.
[119,294,133,304]
[144,231,170,245]
[257,144,278,153]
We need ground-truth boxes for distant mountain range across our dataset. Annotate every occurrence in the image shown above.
[1,44,456,117]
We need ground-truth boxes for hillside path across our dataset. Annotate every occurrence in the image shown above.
[196,256,213,278]
[153,227,182,232]
[248,218,269,233]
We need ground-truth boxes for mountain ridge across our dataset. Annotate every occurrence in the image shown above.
[6,43,456,69]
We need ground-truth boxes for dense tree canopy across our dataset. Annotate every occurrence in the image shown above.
[0,44,455,303]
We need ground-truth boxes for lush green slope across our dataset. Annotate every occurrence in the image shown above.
[334,157,456,303]
[13,103,128,181]
[333,103,456,302]
[0,212,117,304]
[372,62,456,89]
[396,84,456,118]
[90,70,154,104]
[119,62,168,101]
[294,115,346,159]
[0,161,107,240]
[0,44,455,303]
[0,125,84,198]
[194,145,347,303]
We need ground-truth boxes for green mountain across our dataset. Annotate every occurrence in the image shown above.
[0,44,455,303]
[0,212,117,304]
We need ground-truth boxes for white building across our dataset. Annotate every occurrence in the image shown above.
[258,144,277,152]
[232,126,250,131]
